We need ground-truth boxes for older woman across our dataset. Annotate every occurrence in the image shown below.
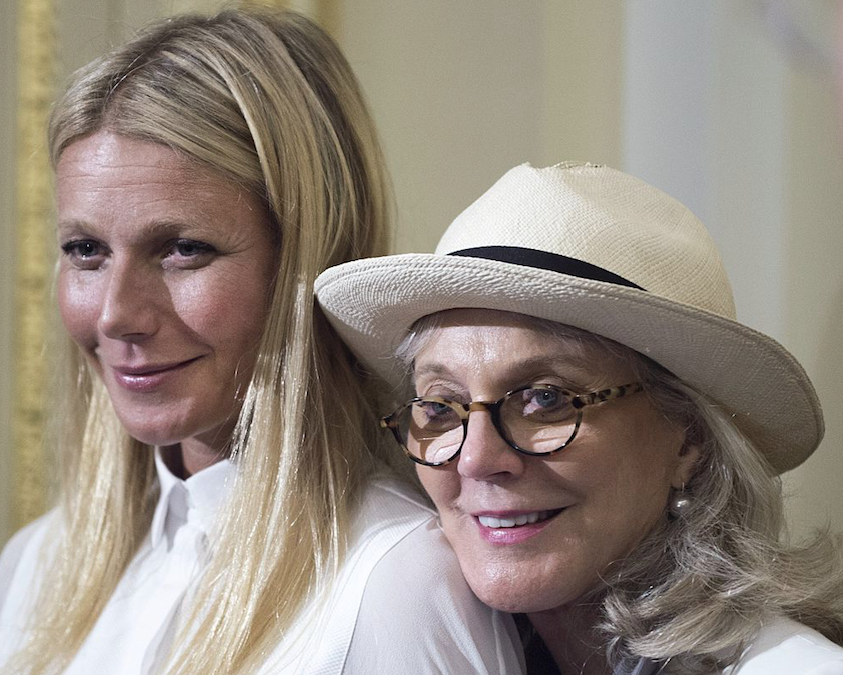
[316,162,843,674]
[0,10,524,675]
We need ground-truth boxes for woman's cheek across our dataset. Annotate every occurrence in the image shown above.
[57,271,101,351]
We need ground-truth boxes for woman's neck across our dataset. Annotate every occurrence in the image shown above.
[161,440,229,479]
[527,601,609,675]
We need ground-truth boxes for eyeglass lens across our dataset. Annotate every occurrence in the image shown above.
[396,386,579,465]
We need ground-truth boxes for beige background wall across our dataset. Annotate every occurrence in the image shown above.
[1,0,18,547]
[623,0,843,538]
[1,0,840,545]
[337,2,624,253]
[784,61,843,536]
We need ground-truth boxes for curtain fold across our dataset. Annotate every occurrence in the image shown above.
[13,0,55,529]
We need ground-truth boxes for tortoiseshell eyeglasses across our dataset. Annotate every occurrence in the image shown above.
[380,382,644,467]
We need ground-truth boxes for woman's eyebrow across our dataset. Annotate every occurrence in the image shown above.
[57,218,200,240]
[56,218,90,234]
[497,354,593,384]
[412,363,455,381]
[414,353,593,385]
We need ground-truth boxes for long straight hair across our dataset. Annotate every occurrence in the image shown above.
[11,10,395,674]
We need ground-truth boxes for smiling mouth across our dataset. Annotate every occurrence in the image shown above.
[477,509,564,529]
[114,357,201,377]
[107,356,204,393]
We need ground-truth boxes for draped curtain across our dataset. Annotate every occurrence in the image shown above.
[12,0,56,532]
[8,0,336,534]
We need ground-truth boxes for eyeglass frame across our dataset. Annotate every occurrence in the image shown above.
[380,381,645,467]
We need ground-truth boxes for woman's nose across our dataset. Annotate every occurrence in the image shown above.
[98,260,160,341]
[456,407,525,480]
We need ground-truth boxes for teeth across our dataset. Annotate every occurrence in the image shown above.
[478,510,554,529]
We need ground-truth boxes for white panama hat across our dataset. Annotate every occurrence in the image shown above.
[315,162,823,474]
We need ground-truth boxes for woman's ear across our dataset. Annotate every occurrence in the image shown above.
[672,443,701,489]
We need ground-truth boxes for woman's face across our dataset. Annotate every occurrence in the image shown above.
[413,309,697,614]
[56,131,276,460]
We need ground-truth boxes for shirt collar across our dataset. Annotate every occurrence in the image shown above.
[150,449,236,548]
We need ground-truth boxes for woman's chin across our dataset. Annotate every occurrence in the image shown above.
[459,554,607,615]
[471,581,562,614]
[114,416,187,448]
[461,564,567,614]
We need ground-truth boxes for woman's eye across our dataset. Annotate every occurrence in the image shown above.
[532,389,560,409]
[60,240,106,268]
[414,400,460,430]
[518,387,573,420]
[419,400,452,418]
[166,239,217,268]
[174,239,215,257]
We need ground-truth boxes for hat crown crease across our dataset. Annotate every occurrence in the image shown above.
[435,163,737,319]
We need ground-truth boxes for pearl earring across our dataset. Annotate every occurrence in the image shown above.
[669,485,693,519]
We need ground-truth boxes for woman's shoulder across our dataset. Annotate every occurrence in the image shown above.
[342,479,526,673]
[0,511,59,601]
[0,510,60,654]
[358,474,435,517]
[727,616,843,674]
[1,516,45,571]
[341,475,435,559]
[258,478,525,674]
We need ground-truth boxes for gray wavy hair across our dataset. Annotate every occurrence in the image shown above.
[398,311,843,673]
[603,356,843,672]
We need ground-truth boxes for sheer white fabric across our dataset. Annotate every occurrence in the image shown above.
[0,453,525,674]
[721,616,843,675]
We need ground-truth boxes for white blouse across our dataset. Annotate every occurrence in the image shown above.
[625,617,843,675]
[0,454,525,674]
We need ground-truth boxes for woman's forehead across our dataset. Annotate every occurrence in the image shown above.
[411,309,638,386]
[414,309,623,355]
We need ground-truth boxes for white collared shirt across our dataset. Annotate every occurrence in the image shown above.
[0,454,525,674]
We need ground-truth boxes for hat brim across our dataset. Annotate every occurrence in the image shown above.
[315,254,823,474]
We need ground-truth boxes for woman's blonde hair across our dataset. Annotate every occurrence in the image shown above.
[13,9,395,674]
[399,312,843,673]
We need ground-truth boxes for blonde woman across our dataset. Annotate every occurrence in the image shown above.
[0,11,524,675]
[316,163,843,674]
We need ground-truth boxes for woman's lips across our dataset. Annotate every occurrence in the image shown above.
[110,357,200,392]
[473,508,565,545]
